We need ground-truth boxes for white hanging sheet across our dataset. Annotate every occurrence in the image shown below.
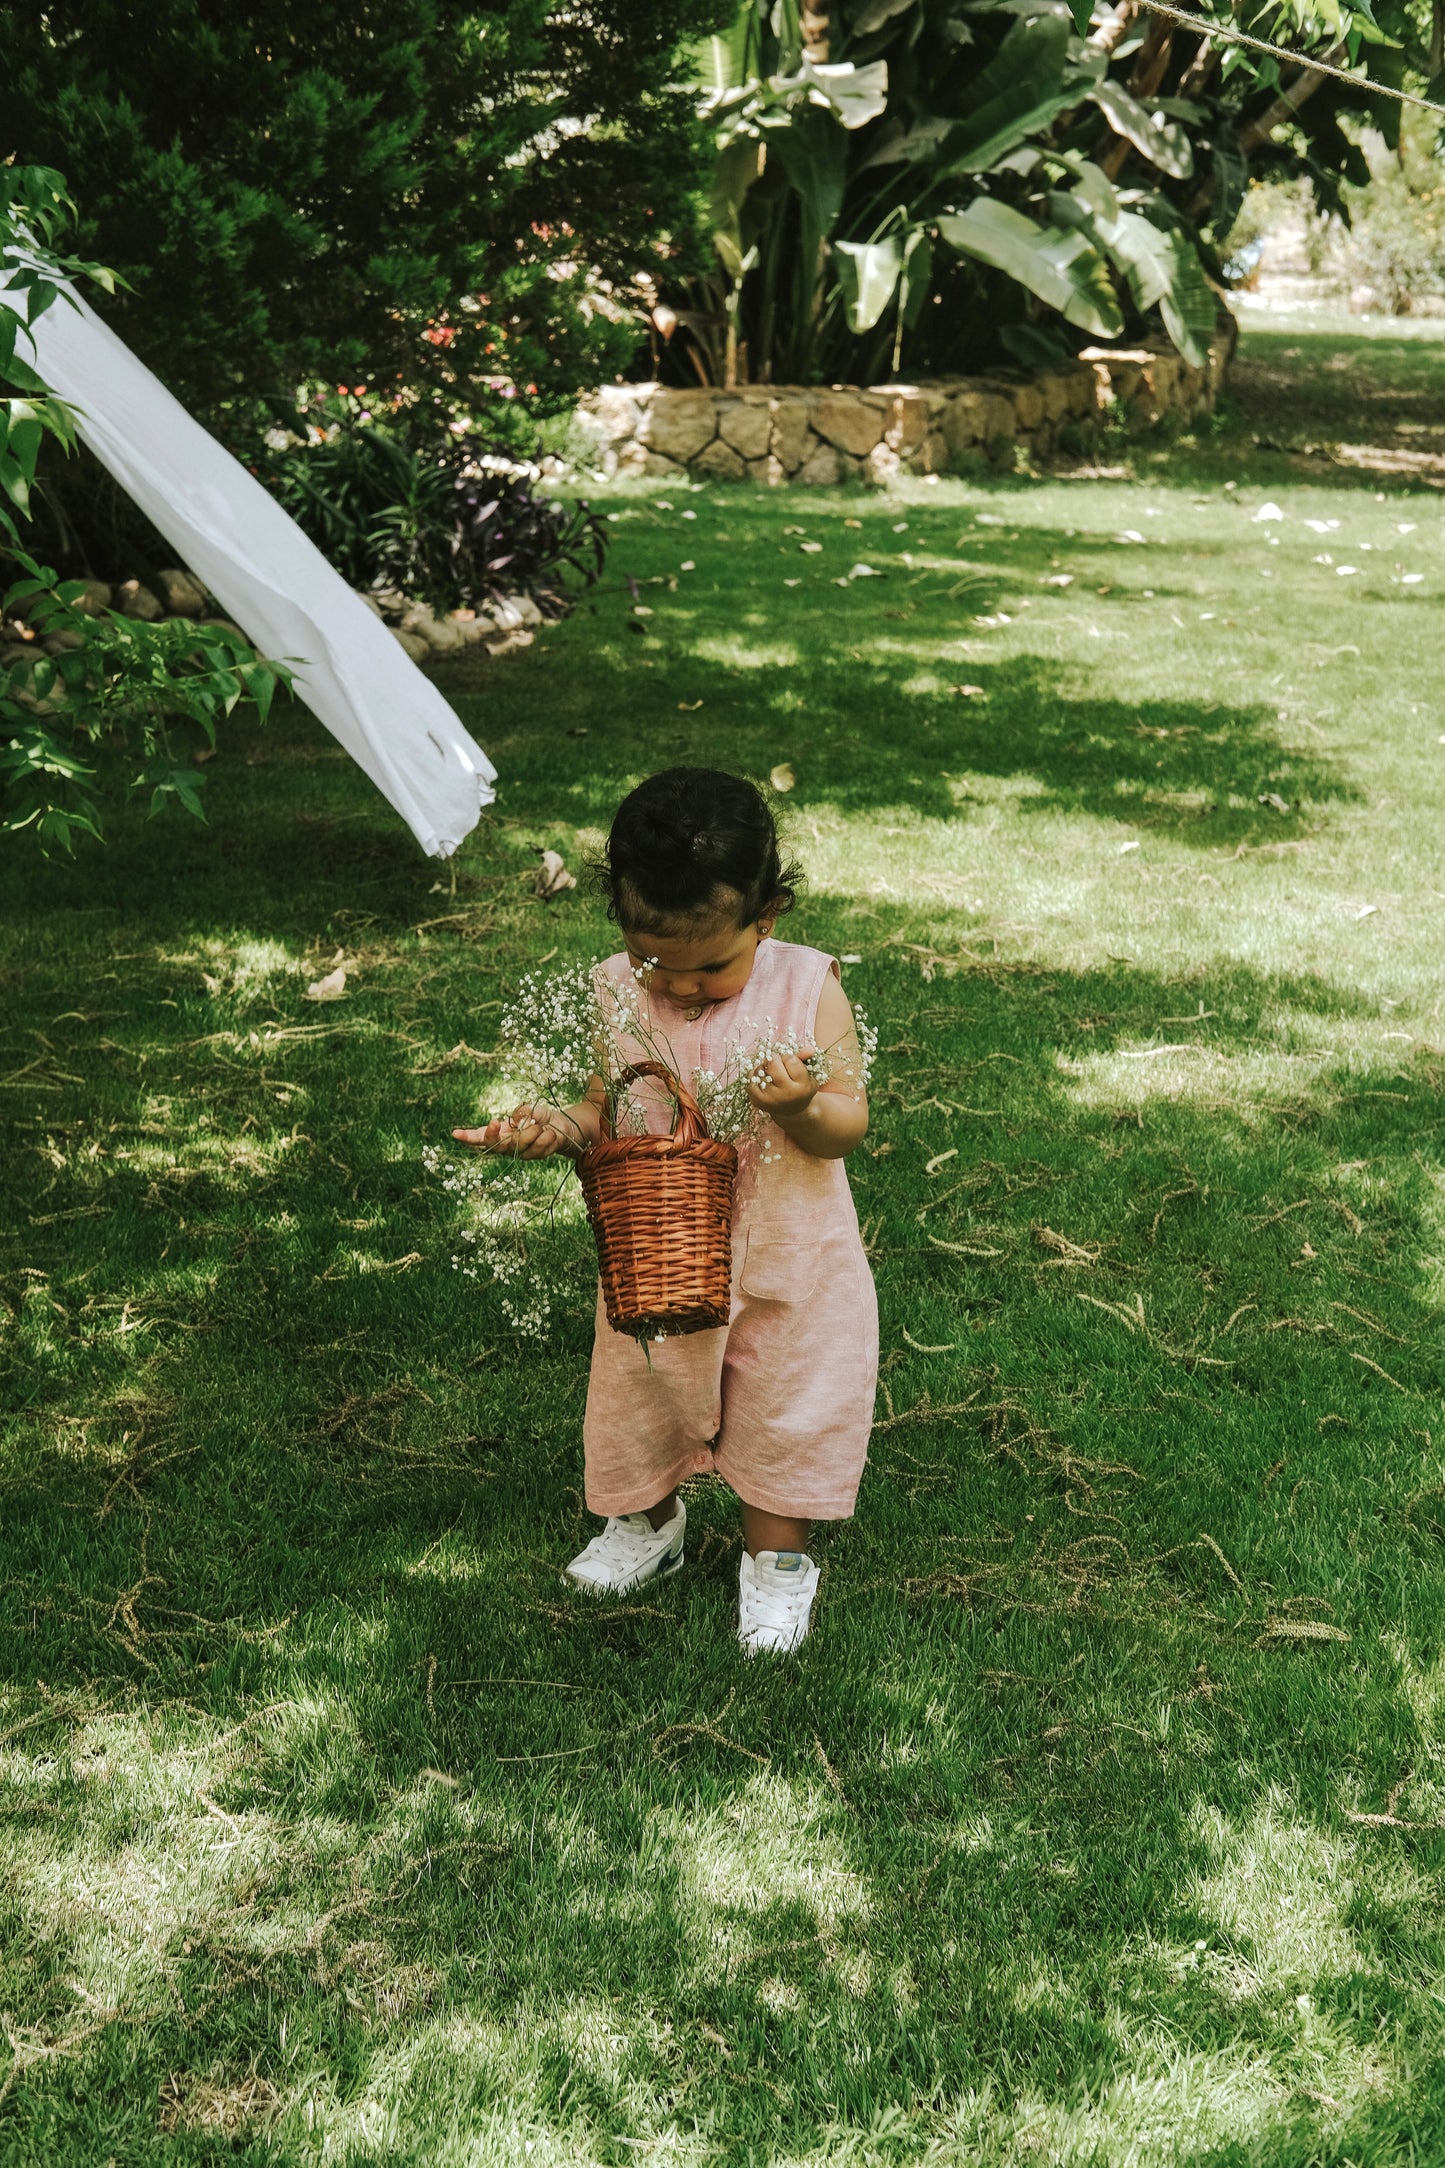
[19,281,496,858]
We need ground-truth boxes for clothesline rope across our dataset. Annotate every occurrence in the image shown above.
[1133,0,1445,117]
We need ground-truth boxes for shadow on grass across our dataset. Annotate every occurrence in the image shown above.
[4,826,1445,2157]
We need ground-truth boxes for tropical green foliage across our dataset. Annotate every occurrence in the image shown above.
[661,0,1431,385]
[1,169,286,854]
[255,400,609,620]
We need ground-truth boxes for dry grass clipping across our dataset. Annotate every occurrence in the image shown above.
[158,2071,281,2135]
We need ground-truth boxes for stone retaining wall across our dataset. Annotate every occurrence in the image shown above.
[577,332,1232,485]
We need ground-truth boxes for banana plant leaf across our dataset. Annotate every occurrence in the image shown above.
[900,225,934,331]
[797,60,889,129]
[1156,230,1217,367]
[937,198,1123,337]
[710,135,764,277]
[1095,205,1175,314]
[1044,151,1120,226]
[1089,79,1194,181]
[834,235,905,332]
[698,13,754,100]
[852,0,916,33]
[936,16,1085,179]
[1080,200,1215,365]
[770,107,849,243]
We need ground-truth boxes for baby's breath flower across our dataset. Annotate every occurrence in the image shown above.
[429,960,883,1329]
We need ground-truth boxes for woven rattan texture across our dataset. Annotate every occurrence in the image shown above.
[578,1059,738,1339]
[580,1136,738,1338]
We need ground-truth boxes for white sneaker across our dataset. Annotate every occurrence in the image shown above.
[738,1549,819,1657]
[564,1501,686,1595]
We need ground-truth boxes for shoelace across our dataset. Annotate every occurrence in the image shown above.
[742,1572,812,1628]
[598,1515,666,1563]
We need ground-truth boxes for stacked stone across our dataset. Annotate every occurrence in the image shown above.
[0,568,546,677]
[359,589,544,662]
[578,334,1229,485]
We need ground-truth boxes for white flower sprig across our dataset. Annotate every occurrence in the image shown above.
[423,1150,586,1341]
[427,965,881,1334]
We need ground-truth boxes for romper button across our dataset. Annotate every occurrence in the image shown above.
[684,1005,703,1021]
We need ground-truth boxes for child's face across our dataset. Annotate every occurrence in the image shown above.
[621,910,774,1008]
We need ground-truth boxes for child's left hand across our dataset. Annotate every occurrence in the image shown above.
[746,1047,819,1122]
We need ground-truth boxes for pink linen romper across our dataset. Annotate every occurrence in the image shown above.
[582,938,878,1522]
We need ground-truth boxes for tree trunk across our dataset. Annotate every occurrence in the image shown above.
[1236,52,1342,159]
[1089,0,1139,60]
[1177,35,1218,100]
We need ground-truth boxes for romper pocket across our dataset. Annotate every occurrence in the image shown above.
[739,1232,819,1303]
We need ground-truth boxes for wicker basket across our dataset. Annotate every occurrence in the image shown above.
[578,1060,737,1339]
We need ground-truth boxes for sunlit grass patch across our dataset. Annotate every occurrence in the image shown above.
[8,333,1445,2161]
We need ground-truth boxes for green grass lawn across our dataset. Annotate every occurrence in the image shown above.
[5,326,1445,2165]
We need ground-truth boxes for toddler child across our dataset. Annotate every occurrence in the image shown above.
[453,767,877,1655]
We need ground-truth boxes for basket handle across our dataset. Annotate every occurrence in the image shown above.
[600,1059,710,1145]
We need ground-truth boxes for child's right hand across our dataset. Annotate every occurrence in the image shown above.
[452,1104,576,1159]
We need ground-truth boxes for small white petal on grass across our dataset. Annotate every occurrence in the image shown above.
[1259,792,1291,814]
[799,541,823,554]
[892,521,908,532]
[1399,522,1417,533]
[770,763,796,793]
[681,509,696,519]
[1043,573,1073,587]
[655,500,673,511]
[1402,573,1424,585]
[1253,502,1284,522]
[784,524,807,536]
[680,560,695,571]
[840,952,862,963]
[1200,611,1216,620]
[847,563,882,580]
[975,513,1004,526]
[1336,566,1359,577]
[952,683,987,698]
[1118,529,1145,543]
[1305,518,1341,533]
[305,966,347,1002]
[1118,840,1140,854]
[1356,904,1378,919]
[783,577,802,587]
[677,700,703,712]
[1312,553,1334,565]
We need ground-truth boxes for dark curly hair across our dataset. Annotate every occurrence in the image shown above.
[593,768,802,933]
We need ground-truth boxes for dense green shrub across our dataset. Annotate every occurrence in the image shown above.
[1343,109,1445,311]
[256,402,608,616]
[0,1,727,434]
